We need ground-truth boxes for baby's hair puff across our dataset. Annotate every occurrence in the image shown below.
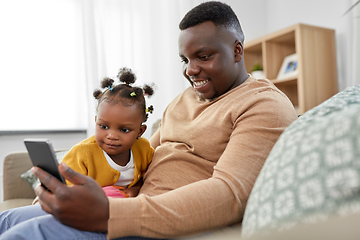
[117,67,136,85]
[93,67,155,123]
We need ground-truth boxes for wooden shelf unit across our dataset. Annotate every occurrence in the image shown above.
[244,23,338,115]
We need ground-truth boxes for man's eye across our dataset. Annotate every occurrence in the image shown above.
[199,54,211,61]
[100,125,108,130]
[180,58,188,63]
[121,128,130,133]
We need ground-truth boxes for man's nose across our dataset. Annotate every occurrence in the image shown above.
[186,61,200,77]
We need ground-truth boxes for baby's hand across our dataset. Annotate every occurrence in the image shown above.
[122,186,141,198]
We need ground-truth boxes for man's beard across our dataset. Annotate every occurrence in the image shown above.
[197,92,218,102]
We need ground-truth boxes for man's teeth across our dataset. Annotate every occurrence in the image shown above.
[193,80,208,86]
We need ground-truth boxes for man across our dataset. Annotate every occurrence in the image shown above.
[0,2,297,239]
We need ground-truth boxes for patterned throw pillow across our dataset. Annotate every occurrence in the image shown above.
[21,150,69,189]
[241,85,360,237]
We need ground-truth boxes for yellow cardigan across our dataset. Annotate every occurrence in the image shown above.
[61,135,154,188]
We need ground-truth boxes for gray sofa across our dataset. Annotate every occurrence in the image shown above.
[0,151,35,211]
[1,85,360,240]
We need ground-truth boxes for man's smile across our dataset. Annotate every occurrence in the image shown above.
[192,80,209,87]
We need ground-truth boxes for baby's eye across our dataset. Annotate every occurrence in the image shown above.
[121,128,130,133]
[100,124,108,130]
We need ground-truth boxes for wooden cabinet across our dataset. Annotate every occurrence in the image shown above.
[244,23,338,114]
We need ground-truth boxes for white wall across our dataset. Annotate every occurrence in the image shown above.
[224,0,268,41]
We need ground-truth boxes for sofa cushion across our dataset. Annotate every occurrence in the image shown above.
[3,152,36,201]
[241,85,360,237]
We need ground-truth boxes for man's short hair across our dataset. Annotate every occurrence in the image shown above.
[179,1,244,43]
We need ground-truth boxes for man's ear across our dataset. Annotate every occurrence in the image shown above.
[234,40,243,62]
[137,124,147,138]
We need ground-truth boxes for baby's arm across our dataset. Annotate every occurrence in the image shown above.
[122,178,143,197]
[103,179,143,198]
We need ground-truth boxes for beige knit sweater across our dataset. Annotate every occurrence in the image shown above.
[107,76,298,239]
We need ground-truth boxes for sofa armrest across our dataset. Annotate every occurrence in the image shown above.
[3,152,36,201]
[0,198,34,212]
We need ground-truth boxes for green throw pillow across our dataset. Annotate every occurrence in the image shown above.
[241,85,360,237]
[21,150,69,189]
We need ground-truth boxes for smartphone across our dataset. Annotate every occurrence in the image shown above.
[24,138,65,188]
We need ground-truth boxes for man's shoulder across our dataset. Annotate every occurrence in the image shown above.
[238,76,276,91]
[164,87,196,109]
[233,76,289,101]
[174,87,195,100]
[224,76,296,115]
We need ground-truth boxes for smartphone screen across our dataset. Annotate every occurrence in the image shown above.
[24,138,65,186]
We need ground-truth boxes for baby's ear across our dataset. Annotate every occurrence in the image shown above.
[95,116,97,122]
[137,124,147,138]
